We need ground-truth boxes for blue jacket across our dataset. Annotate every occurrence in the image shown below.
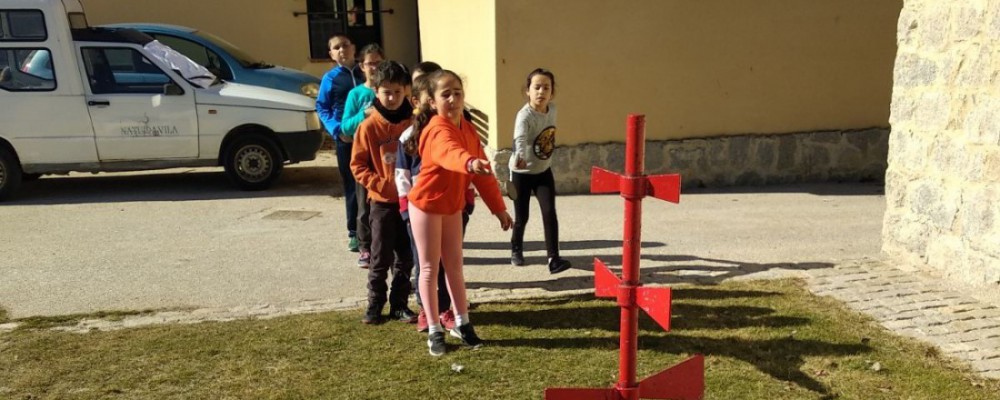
[315,63,365,138]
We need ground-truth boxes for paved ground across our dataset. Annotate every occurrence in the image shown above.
[1,151,998,378]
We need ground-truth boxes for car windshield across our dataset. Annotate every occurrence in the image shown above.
[192,30,272,69]
[144,41,218,88]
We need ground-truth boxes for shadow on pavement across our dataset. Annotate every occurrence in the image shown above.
[4,166,342,205]
[681,182,885,196]
[466,254,833,289]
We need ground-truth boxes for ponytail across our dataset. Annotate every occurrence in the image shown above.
[405,103,434,155]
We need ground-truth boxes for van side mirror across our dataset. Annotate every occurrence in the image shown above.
[163,83,184,96]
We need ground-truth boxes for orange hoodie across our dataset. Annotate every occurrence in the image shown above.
[350,112,410,203]
[408,115,506,215]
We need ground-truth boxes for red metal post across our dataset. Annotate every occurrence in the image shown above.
[546,114,702,400]
[617,114,646,398]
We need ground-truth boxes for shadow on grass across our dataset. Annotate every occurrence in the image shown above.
[475,289,865,396]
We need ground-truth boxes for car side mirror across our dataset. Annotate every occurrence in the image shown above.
[163,83,184,96]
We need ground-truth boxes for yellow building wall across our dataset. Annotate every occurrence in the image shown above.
[80,0,420,78]
[489,0,902,148]
[415,0,499,148]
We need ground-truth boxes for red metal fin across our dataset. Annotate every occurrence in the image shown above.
[591,167,623,194]
[638,355,706,400]
[646,173,682,203]
[545,388,619,400]
[594,258,621,298]
[636,286,672,331]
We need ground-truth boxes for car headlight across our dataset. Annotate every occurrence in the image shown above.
[306,111,321,130]
[300,82,319,98]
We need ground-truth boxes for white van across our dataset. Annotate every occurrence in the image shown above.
[0,0,324,200]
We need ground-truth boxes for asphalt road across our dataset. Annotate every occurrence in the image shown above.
[0,151,886,318]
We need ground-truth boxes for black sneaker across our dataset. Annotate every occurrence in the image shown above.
[427,332,446,356]
[362,303,383,325]
[511,251,525,266]
[450,323,484,348]
[548,258,572,274]
[389,307,418,323]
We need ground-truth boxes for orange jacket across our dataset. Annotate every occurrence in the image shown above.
[408,115,506,215]
[350,112,410,203]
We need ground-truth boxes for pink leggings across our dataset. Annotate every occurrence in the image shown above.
[409,205,468,327]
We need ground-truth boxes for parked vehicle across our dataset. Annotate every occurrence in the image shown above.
[101,23,321,97]
[0,0,325,201]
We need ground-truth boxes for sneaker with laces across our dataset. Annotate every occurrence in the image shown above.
[416,309,429,332]
[548,257,572,274]
[511,251,525,266]
[362,303,383,325]
[357,251,371,269]
[450,323,484,348]
[427,332,446,356]
[439,309,456,330]
[348,236,360,252]
[390,307,418,323]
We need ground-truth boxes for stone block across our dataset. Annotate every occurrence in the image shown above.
[894,52,940,87]
[963,96,1000,145]
[915,91,952,131]
[756,138,776,169]
[909,181,959,230]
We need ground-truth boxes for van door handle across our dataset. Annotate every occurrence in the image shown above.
[88,100,110,106]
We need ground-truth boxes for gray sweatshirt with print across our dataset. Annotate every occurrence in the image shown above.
[509,102,558,176]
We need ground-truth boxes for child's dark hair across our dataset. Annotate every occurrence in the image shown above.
[327,34,351,47]
[404,69,462,155]
[358,43,384,60]
[412,61,442,76]
[525,68,556,95]
[372,61,411,88]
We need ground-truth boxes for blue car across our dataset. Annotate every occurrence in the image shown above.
[101,23,320,97]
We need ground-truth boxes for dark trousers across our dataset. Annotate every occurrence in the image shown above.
[408,211,469,313]
[356,185,371,251]
[368,202,413,308]
[511,168,560,258]
[334,137,357,237]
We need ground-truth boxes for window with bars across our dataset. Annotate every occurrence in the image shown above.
[306,0,382,60]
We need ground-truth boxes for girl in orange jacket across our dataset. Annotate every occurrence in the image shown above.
[404,69,513,356]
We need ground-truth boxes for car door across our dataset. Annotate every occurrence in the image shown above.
[79,45,198,161]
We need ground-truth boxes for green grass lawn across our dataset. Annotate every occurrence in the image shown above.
[1,279,997,399]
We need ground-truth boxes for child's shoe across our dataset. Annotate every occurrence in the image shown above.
[357,251,371,269]
[362,303,383,325]
[511,251,525,266]
[450,323,483,348]
[390,307,418,323]
[439,309,456,330]
[416,309,429,332]
[427,332,447,356]
[548,257,572,274]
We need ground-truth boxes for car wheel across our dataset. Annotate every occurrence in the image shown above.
[0,146,23,201]
[223,135,283,191]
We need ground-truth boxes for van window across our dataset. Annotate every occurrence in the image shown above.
[0,10,46,41]
[0,48,55,91]
[82,47,174,94]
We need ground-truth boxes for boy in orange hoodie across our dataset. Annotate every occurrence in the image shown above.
[350,61,416,324]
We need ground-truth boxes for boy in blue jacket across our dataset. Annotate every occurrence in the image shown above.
[316,34,366,253]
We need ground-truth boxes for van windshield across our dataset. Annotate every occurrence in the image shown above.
[192,31,272,69]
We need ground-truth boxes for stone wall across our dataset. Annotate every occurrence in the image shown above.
[491,129,889,194]
[882,0,1000,287]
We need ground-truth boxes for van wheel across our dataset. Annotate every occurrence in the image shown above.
[0,146,23,201]
[223,135,283,191]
